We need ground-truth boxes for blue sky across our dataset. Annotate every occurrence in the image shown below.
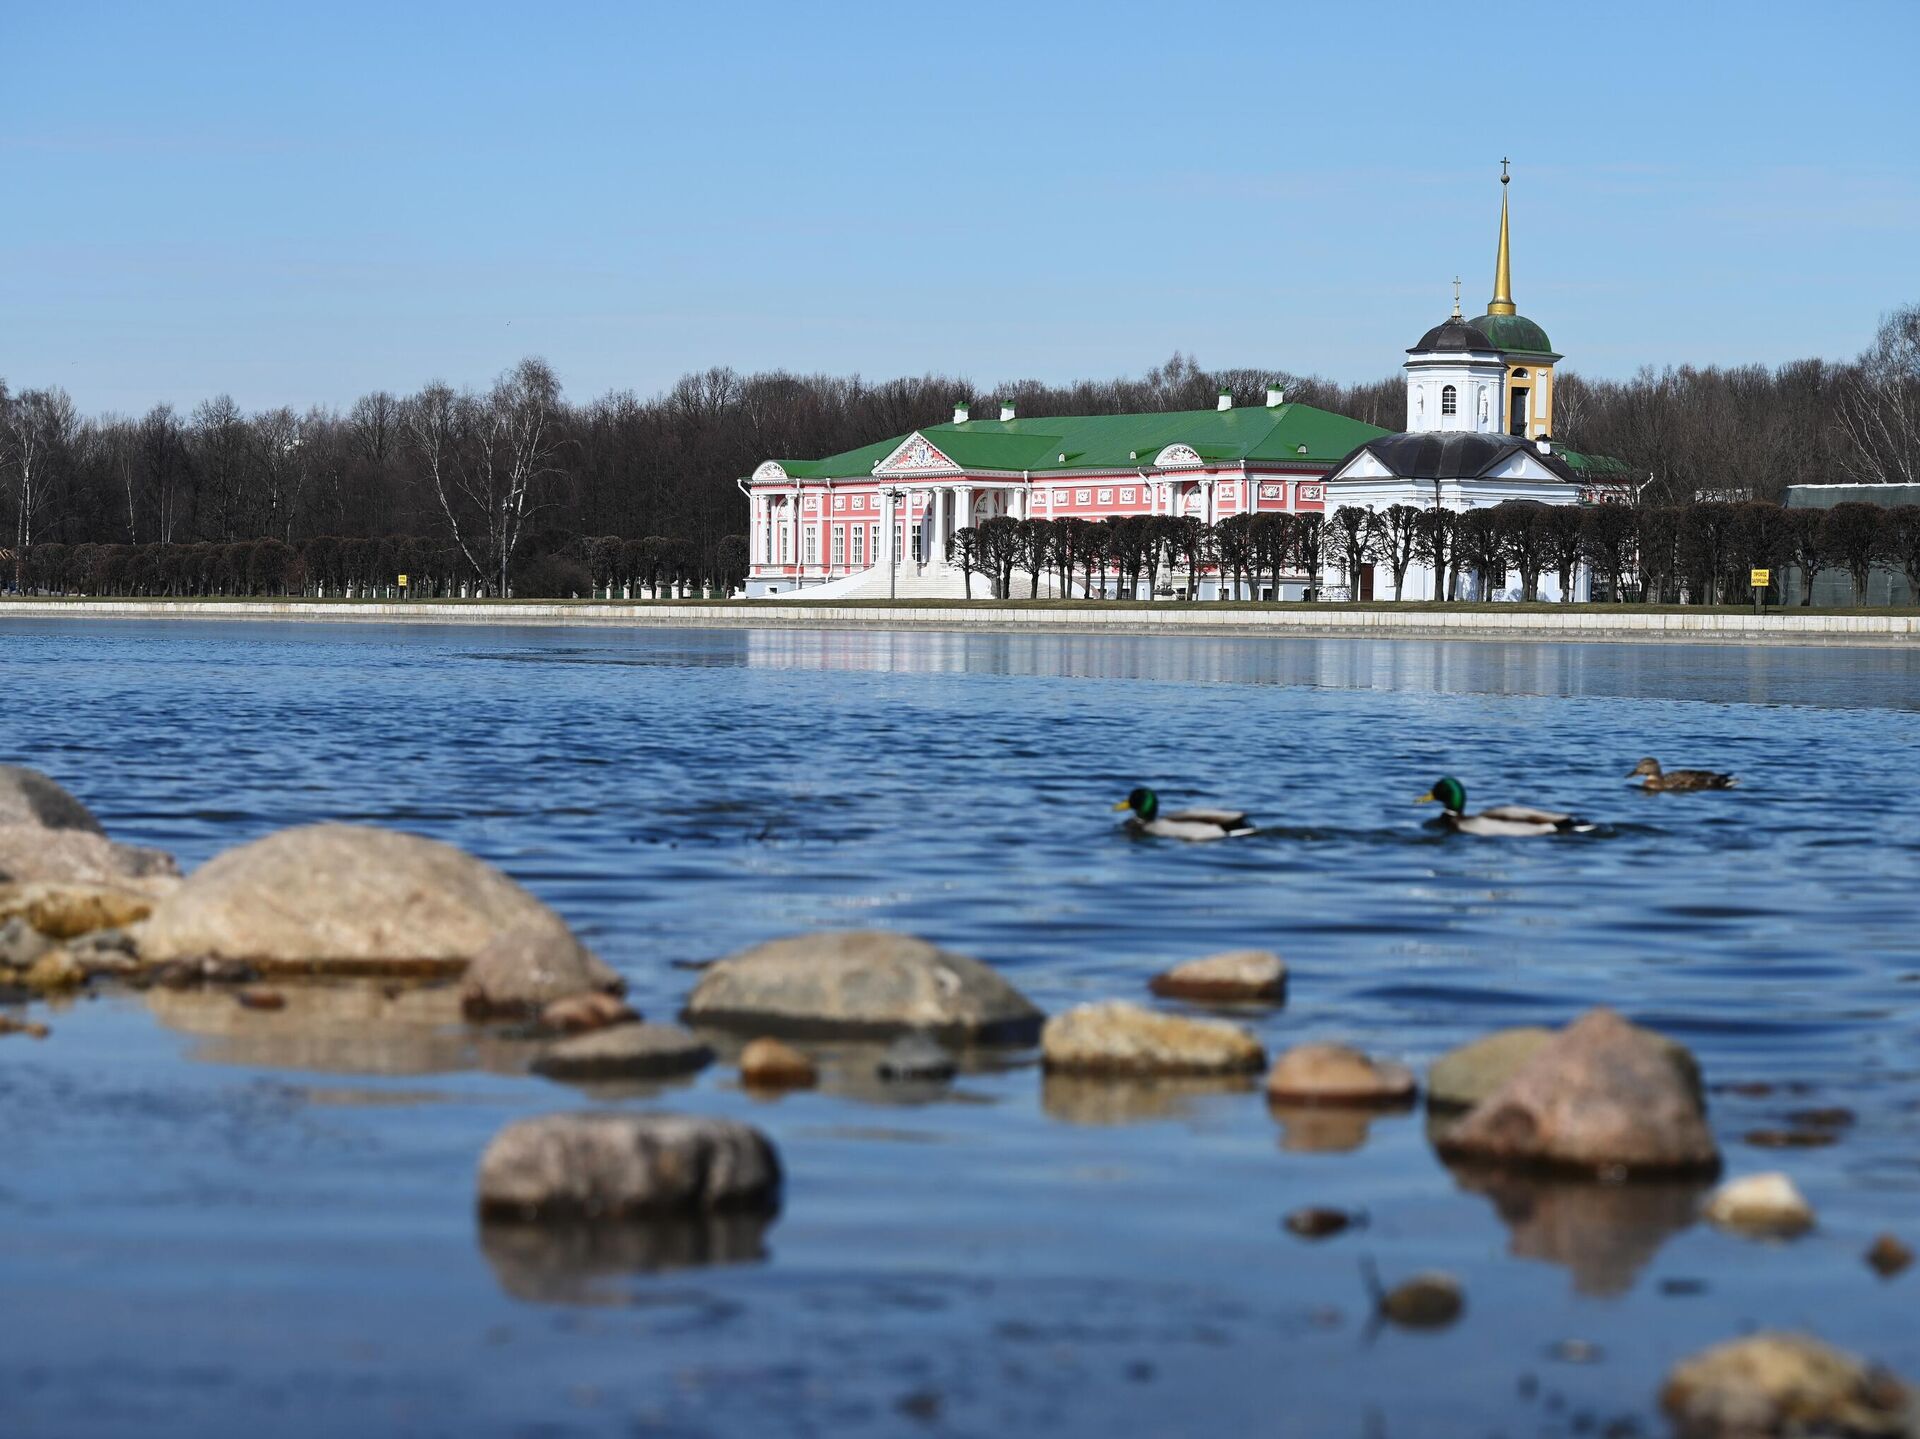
[3,0,1917,414]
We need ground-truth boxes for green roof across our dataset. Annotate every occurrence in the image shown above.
[1559,447,1631,477]
[770,401,1391,480]
[1474,311,1556,356]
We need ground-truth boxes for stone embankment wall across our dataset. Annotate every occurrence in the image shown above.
[2,599,1916,646]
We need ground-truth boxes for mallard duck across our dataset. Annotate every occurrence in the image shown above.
[1630,757,1737,792]
[1113,787,1255,841]
[1416,776,1593,837]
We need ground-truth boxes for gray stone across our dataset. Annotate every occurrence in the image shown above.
[476,1112,781,1220]
[0,916,53,968]
[0,827,178,890]
[531,1023,713,1081]
[1437,1008,1719,1177]
[683,929,1042,1043]
[1148,949,1287,1003]
[1661,1332,1915,1437]
[1041,1001,1265,1077]
[461,924,624,1017]
[138,824,593,975]
[1703,1172,1816,1238]
[876,1032,957,1082]
[1428,1027,1555,1109]
[0,766,105,833]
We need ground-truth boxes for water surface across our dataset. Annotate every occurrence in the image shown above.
[3,621,1918,1437]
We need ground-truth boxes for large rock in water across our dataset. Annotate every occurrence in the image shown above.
[683,930,1042,1043]
[1427,1027,1555,1110]
[0,765,106,833]
[1041,1001,1265,1076]
[138,824,595,976]
[476,1113,781,1220]
[1661,1332,1915,1437]
[0,825,178,891]
[462,925,623,1016]
[1436,1008,1719,1177]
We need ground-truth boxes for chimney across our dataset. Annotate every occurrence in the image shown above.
[1216,388,1233,412]
[999,401,1016,422]
[1535,436,1552,455]
[1266,383,1285,408]
[953,400,970,424]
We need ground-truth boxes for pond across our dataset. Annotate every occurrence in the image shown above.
[3,620,1918,1437]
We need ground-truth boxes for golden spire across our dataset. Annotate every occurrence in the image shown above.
[1487,159,1516,316]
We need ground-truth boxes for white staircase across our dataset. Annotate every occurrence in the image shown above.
[771,560,980,601]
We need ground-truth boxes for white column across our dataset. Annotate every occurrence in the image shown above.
[1204,479,1216,525]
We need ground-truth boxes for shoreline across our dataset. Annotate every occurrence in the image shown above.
[3,597,1918,646]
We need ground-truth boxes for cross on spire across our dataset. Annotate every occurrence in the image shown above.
[1451,275,1462,317]
[1501,157,1510,184]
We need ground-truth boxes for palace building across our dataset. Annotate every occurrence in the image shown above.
[742,167,1614,601]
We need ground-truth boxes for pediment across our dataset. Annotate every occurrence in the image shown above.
[751,460,788,483]
[873,433,960,476]
[1324,450,1395,482]
[1153,443,1204,468]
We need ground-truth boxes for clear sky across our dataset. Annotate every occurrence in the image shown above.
[3,0,1917,415]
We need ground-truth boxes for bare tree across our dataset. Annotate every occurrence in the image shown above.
[2,386,79,586]
[1838,306,1920,487]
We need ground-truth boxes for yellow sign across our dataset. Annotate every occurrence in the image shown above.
[397,574,409,587]
[1749,568,1771,587]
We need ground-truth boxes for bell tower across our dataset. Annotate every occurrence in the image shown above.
[1475,161,1562,440]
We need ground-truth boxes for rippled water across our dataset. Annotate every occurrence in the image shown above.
[3,620,1919,1438]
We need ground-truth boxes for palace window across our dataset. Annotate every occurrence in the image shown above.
[832,526,845,567]
[804,528,817,565]
[852,526,865,566]
[778,527,789,564]
[1441,384,1458,416]
[909,523,920,562]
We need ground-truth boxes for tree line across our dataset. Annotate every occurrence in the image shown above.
[948,499,1920,607]
[3,308,1915,594]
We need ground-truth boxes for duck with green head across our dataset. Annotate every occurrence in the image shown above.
[1416,776,1592,837]
[1114,786,1255,841]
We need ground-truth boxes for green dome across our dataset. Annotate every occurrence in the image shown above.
[1474,311,1554,355]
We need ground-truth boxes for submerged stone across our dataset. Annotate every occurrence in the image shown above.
[1867,1233,1914,1279]
[1661,1332,1914,1437]
[683,930,1042,1043]
[476,1112,781,1220]
[530,1023,713,1081]
[875,1031,957,1082]
[1041,1001,1265,1077]
[738,1037,818,1090]
[1377,1271,1464,1330]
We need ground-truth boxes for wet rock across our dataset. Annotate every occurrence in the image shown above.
[1703,1173,1815,1238]
[1147,949,1287,1004]
[1660,1332,1914,1437]
[1428,1027,1554,1109]
[1283,1206,1356,1239]
[1786,1107,1855,1130]
[475,1112,781,1220]
[1041,1001,1265,1077]
[1744,1127,1836,1150]
[236,988,287,1011]
[538,991,639,1034]
[683,930,1042,1043]
[23,950,84,993]
[1375,1270,1464,1330]
[0,1015,51,1039]
[0,765,107,833]
[462,925,624,1019]
[1266,1043,1416,1107]
[0,882,156,940]
[1866,1234,1913,1279]
[0,916,53,967]
[530,1023,713,1082]
[876,1032,957,1082]
[1435,1008,1719,1177]
[0,829,178,891]
[139,824,594,976]
[738,1037,818,1090]
[479,1211,773,1301]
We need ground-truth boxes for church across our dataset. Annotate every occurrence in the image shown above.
[742,168,1613,601]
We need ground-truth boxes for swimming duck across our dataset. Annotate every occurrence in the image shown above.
[1113,787,1255,841]
[1630,757,1737,792]
[1416,777,1592,837]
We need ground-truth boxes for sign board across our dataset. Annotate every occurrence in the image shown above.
[1749,568,1771,587]
[397,574,409,587]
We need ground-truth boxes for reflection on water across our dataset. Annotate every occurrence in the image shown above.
[1041,1072,1258,1126]
[479,1214,774,1304]
[1268,1101,1414,1154]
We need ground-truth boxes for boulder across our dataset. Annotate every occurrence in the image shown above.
[0,915,53,968]
[24,950,85,992]
[0,827,178,891]
[0,882,157,940]
[1147,950,1287,1003]
[738,1037,818,1090]
[1376,1272,1464,1330]
[683,930,1042,1043]
[1704,1173,1816,1238]
[138,824,593,976]
[0,765,105,833]
[530,1024,713,1082]
[461,925,624,1018]
[1041,1001,1265,1077]
[1427,1027,1554,1109]
[476,1112,781,1220]
[1435,1008,1720,1177]
[1661,1333,1914,1437]
[1266,1043,1416,1107]
[539,992,638,1034]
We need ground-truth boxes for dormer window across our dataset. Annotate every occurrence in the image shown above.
[1441,384,1458,416]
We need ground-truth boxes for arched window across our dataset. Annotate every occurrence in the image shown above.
[1441,384,1458,416]
[1512,368,1529,379]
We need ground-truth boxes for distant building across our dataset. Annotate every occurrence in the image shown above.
[742,165,1621,600]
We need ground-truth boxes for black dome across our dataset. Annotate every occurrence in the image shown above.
[1409,315,1496,354]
